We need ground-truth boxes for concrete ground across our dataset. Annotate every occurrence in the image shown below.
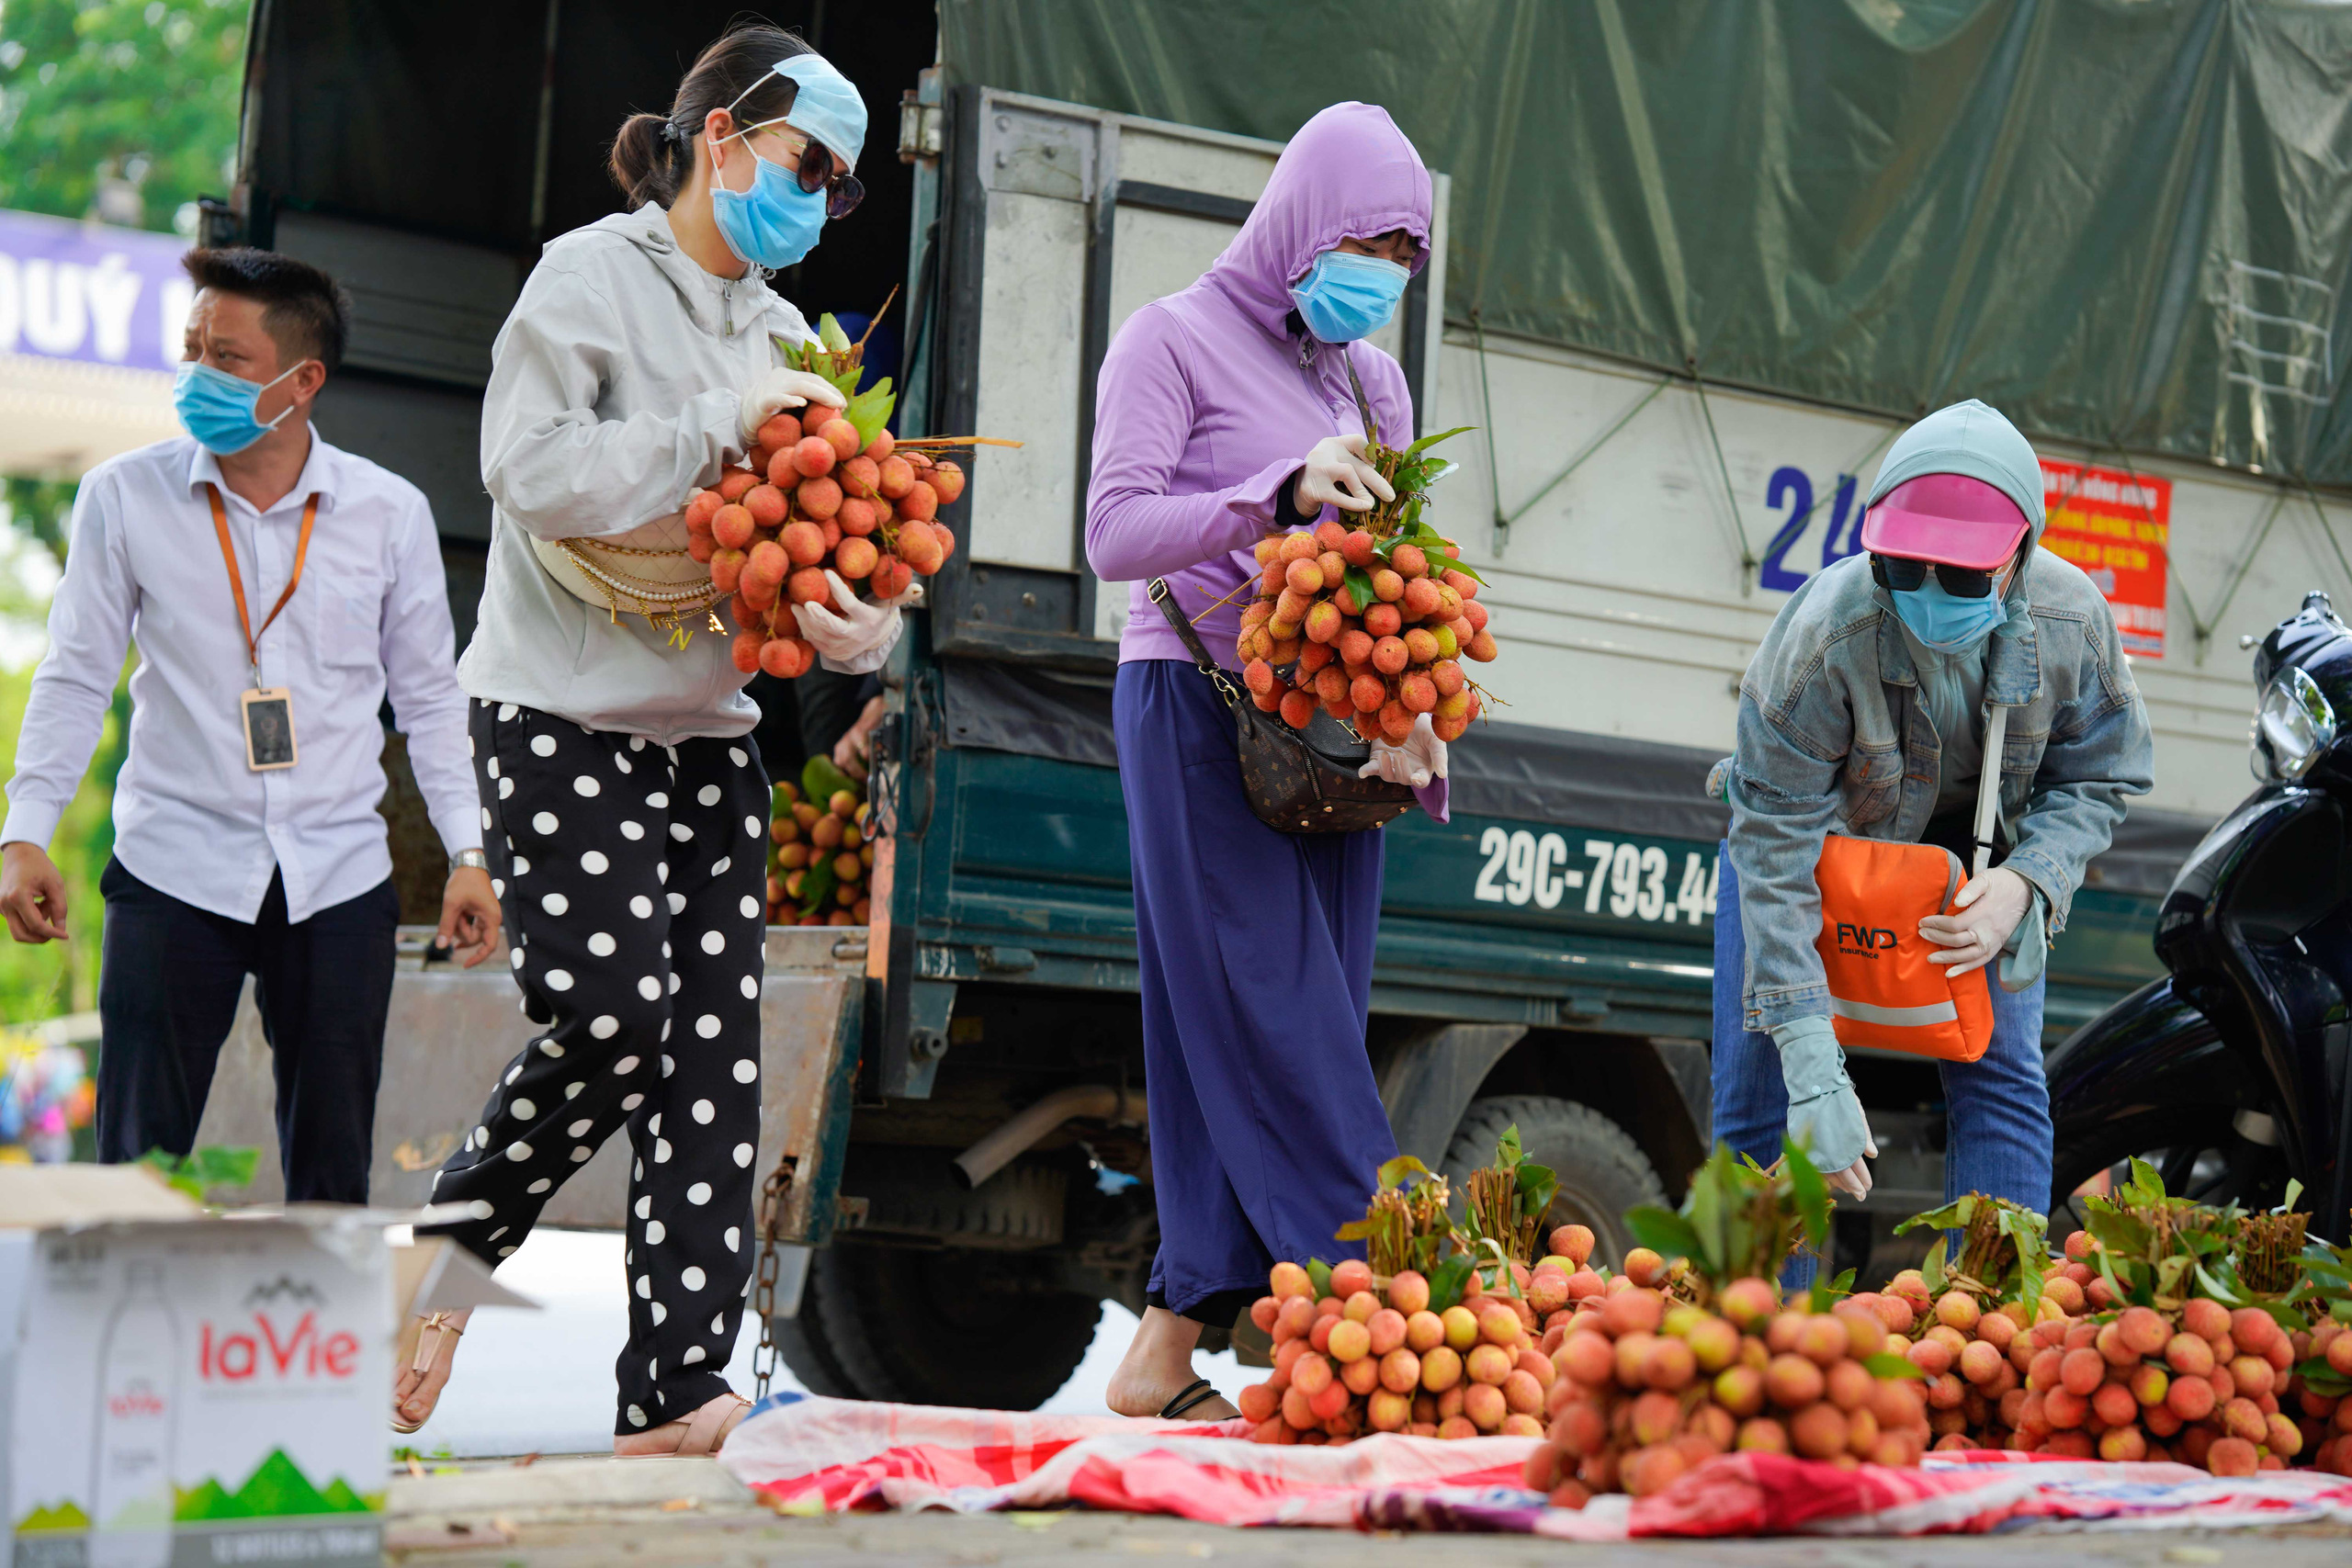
[385,1455,2352,1567]
[410,1229,1242,1456]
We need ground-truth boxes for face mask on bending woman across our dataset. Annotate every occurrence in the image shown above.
[1891,577,2011,652]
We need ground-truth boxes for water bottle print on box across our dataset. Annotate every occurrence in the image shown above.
[89,1261,178,1558]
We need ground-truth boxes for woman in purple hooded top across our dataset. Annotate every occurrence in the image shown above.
[1085,102,1449,1422]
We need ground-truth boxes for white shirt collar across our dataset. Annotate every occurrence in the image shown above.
[186,424,339,516]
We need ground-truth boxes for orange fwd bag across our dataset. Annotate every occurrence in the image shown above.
[1812,835,1993,1061]
[1808,705,2010,1064]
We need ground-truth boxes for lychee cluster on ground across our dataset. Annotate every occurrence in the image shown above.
[766,769,871,927]
[1892,1228,2352,1474]
[689,408,963,682]
[1238,1248,1557,1447]
[1520,1235,1934,1505]
[1241,522,1493,741]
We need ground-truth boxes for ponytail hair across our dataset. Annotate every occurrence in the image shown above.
[606,23,814,210]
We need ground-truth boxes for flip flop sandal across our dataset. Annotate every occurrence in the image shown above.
[1158,1378,1225,1420]
[622,1393,752,1458]
[391,1312,465,1435]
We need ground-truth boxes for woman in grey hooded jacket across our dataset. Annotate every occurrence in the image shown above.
[397,24,883,1457]
[1712,400,2153,1275]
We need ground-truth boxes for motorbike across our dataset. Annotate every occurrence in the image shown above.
[2045,590,2352,1240]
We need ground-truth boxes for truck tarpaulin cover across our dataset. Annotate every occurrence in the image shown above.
[943,0,2352,485]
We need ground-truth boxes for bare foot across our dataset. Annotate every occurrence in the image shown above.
[1104,1305,1239,1421]
[614,1392,751,1457]
[392,1308,472,1432]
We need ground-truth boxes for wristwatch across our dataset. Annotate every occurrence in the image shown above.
[451,849,491,874]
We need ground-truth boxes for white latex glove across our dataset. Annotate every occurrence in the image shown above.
[1920,865,2033,979]
[1358,712,1448,789]
[791,570,902,675]
[739,367,847,442]
[1293,434,1396,517]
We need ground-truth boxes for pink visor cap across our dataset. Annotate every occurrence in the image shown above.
[1858,472,2030,571]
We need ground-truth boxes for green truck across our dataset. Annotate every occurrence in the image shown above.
[193,0,2352,1408]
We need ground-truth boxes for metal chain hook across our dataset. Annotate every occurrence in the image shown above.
[749,1156,797,1401]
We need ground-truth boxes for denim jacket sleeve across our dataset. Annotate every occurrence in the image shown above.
[1722,590,1879,1032]
[1724,696,1844,1032]
[2001,604,2155,935]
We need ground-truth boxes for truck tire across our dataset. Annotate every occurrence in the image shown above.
[844,1149,1067,1248]
[1439,1095,1668,1269]
[775,1240,1102,1410]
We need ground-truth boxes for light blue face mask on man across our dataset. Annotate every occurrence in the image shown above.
[1289,250,1409,343]
[173,358,309,455]
[1892,578,2009,652]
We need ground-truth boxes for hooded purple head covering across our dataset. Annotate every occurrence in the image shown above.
[1203,103,1433,338]
[1086,103,1430,645]
[1084,101,1442,815]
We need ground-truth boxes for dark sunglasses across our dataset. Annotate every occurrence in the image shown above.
[790,138,865,220]
[1870,553,2001,599]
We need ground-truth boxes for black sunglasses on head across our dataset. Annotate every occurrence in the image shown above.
[1870,553,2006,599]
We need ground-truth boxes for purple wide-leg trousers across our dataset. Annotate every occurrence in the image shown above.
[1114,659,1396,1319]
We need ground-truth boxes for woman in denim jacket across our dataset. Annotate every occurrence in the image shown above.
[1710,400,2153,1245]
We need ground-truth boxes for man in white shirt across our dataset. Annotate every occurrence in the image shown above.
[0,247,500,1201]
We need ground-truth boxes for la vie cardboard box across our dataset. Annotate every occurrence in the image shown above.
[0,1166,521,1568]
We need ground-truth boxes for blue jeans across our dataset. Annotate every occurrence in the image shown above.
[1710,842,2052,1288]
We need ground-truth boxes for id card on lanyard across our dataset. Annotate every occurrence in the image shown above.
[206,482,316,772]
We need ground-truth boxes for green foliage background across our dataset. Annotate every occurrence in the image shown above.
[0,0,247,232]
[0,0,245,1021]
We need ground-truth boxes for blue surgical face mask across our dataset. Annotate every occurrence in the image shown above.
[173,358,309,455]
[1892,577,2009,652]
[710,141,829,270]
[1289,250,1409,344]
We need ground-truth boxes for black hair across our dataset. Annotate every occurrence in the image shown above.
[180,247,351,374]
[608,23,814,210]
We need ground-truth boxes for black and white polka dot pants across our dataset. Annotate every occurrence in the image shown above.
[423,699,769,1436]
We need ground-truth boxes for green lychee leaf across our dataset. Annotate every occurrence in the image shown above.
[798,859,836,919]
[1333,1218,1380,1242]
[1863,1352,1928,1381]
[1781,1135,1831,1247]
[1376,1154,1433,1192]
[1306,1258,1333,1298]
[1921,1235,1949,1296]
[189,1145,261,1190]
[843,379,898,452]
[1426,1254,1475,1314]
[1402,423,1476,457]
[1343,566,1377,615]
[1894,1198,1973,1236]
[2294,1358,2352,1396]
[819,313,854,355]
[802,755,857,805]
[1623,1205,1702,1266]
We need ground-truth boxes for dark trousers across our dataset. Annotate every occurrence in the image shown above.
[1114,660,1396,1321]
[95,857,400,1202]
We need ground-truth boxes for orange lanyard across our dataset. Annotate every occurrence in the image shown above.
[206,483,318,677]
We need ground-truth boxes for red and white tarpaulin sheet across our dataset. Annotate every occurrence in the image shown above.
[721,1393,2352,1538]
